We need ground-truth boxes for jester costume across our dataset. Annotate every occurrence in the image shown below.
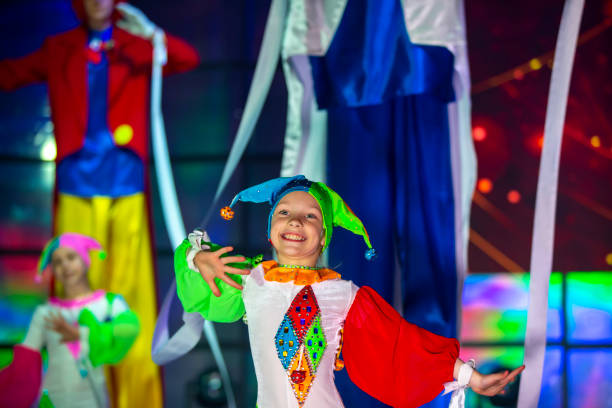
[0,2,200,406]
[0,234,139,408]
[176,176,461,407]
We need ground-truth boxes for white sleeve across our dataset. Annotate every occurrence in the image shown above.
[186,247,201,272]
[343,281,361,319]
[186,229,211,272]
[110,294,129,318]
[21,306,47,350]
[78,325,91,360]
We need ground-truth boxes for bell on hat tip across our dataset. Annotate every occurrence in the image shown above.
[364,248,376,261]
[220,206,235,220]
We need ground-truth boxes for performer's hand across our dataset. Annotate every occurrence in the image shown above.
[469,365,525,396]
[194,247,248,297]
[45,311,80,343]
[116,3,159,39]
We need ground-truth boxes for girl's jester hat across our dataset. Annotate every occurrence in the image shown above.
[220,175,376,260]
[37,233,106,280]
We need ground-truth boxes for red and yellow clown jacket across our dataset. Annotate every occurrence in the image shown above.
[0,16,199,163]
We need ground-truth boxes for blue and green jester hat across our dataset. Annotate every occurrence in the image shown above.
[220,175,376,260]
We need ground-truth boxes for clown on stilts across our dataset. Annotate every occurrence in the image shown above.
[0,1,200,406]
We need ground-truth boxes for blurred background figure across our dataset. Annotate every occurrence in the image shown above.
[0,0,199,406]
[0,233,140,408]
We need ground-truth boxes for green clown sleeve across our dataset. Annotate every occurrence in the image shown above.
[38,391,54,408]
[78,304,140,367]
[174,238,248,323]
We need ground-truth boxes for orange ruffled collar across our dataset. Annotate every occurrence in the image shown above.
[261,260,341,285]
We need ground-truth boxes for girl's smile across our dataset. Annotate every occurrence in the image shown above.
[281,232,306,241]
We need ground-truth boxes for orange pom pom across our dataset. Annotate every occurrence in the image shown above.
[220,206,234,220]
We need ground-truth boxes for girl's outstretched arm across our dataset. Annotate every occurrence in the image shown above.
[456,360,524,396]
[342,286,459,407]
[193,246,248,297]
[175,235,251,323]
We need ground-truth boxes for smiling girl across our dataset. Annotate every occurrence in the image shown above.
[0,233,139,408]
[175,175,523,408]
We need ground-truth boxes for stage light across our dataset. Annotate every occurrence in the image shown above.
[529,58,543,70]
[40,138,57,161]
[590,135,601,148]
[606,253,612,266]
[473,126,487,141]
[477,178,493,194]
[513,69,524,80]
[525,132,545,156]
[507,190,521,204]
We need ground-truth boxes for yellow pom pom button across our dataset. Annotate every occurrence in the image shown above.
[113,124,133,145]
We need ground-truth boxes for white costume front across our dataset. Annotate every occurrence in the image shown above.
[177,237,460,408]
[22,290,128,408]
[242,264,358,408]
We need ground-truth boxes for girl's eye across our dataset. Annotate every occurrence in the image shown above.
[306,214,317,219]
[279,209,288,215]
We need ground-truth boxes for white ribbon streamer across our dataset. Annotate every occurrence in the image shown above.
[443,359,475,408]
[201,0,287,226]
[150,1,289,405]
[517,1,584,407]
[149,30,236,408]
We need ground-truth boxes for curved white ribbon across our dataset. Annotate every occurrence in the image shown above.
[518,1,584,407]
[149,30,236,408]
[199,0,287,227]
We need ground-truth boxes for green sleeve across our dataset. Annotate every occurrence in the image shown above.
[78,307,140,367]
[38,391,54,408]
[174,239,247,323]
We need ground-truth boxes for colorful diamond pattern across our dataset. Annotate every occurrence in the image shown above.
[274,285,327,407]
[286,285,319,340]
[274,315,299,369]
[303,314,326,372]
[288,346,315,406]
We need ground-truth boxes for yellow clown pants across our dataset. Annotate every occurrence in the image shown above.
[55,193,163,408]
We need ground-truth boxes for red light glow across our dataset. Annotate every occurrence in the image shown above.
[513,69,524,80]
[473,126,487,141]
[477,178,493,194]
[507,190,521,204]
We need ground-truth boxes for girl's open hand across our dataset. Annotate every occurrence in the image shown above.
[470,365,525,396]
[194,246,248,297]
[45,311,80,343]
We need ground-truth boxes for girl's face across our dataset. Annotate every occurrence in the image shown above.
[269,191,326,267]
[51,247,88,289]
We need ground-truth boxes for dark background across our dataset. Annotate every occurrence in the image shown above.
[0,1,610,407]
